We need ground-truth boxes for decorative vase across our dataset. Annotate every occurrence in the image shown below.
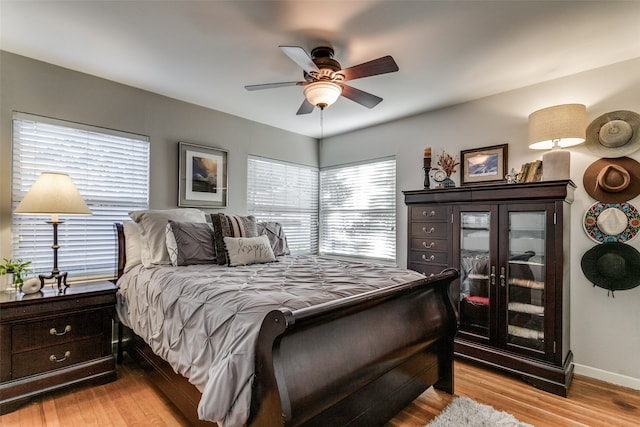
[442,177,455,188]
[2,273,17,292]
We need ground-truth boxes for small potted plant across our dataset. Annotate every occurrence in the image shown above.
[0,258,32,290]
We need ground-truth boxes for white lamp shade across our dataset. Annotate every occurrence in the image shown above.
[303,81,342,108]
[528,103,587,149]
[14,172,91,216]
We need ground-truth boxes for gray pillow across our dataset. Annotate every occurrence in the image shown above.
[129,208,206,267]
[166,221,217,266]
[257,221,290,256]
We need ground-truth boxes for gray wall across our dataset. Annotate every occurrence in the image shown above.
[321,57,640,389]
[0,51,317,258]
[3,50,640,390]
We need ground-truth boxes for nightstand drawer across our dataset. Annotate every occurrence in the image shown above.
[12,310,106,353]
[11,337,103,379]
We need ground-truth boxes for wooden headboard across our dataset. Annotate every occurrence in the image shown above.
[114,223,126,280]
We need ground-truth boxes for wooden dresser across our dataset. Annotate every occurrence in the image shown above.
[0,281,117,413]
[404,181,575,396]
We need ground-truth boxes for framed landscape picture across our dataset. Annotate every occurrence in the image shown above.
[460,144,508,185]
[178,142,228,208]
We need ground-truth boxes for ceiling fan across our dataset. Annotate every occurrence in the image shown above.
[245,46,399,115]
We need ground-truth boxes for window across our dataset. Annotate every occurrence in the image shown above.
[320,158,396,262]
[11,113,150,281]
[247,156,319,254]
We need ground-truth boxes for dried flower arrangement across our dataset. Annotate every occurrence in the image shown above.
[437,150,460,177]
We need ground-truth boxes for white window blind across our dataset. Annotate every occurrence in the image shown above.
[11,113,150,281]
[247,156,319,254]
[320,158,396,262]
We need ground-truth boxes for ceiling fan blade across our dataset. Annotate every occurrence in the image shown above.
[340,84,383,109]
[245,81,303,91]
[279,46,320,74]
[340,55,399,81]
[296,99,315,115]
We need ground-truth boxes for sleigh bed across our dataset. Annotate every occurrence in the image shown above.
[113,212,458,427]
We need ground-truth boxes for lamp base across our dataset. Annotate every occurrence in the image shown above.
[39,270,68,293]
[542,149,570,181]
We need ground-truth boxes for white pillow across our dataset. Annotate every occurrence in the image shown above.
[223,235,276,267]
[122,221,142,273]
[129,208,206,267]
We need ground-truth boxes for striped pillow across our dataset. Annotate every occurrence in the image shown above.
[210,213,258,265]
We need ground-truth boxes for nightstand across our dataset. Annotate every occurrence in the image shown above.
[0,281,117,414]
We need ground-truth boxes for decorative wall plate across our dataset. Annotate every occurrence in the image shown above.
[583,202,640,243]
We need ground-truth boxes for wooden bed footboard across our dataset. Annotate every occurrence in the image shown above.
[114,223,458,426]
[249,269,458,426]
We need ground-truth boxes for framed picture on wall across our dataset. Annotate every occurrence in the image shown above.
[178,142,228,208]
[460,144,508,185]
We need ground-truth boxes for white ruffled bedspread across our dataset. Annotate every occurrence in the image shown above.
[116,255,424,427]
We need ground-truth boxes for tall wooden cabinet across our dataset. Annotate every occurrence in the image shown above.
[404,180,575,396]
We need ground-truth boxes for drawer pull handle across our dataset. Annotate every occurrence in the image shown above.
[50,351,71,363]
[422,254,435,262]
[422,241,435,249]
[50,325,72,336]
[422,210,437,217]
[422,227,435,234]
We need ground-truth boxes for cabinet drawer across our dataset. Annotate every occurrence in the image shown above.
[12,310,106,353]
[410,222,449,238]
[410,250,449,265]
[410,237,449,252]
[411,206,449,222]
[408,262,450,277]
[11,336,103,379]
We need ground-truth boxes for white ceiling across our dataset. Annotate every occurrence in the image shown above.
[1,1,639,139]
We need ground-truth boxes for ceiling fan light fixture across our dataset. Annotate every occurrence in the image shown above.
[303,81,342,109]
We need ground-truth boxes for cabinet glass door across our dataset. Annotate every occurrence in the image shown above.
[459,211,492,339]
[507,211,546,352]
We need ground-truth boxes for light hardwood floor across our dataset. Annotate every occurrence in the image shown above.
[1,356,639,426]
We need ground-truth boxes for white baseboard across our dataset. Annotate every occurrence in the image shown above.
[573,363,640,390]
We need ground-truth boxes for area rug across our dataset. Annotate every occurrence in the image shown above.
[426,396,533,427]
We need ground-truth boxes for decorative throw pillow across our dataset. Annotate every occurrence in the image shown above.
[223,235,276,267]
[129,208,206,267]
[257,221,290,256]
[165,221,217,266]
[210,213,258,265]
[122,221,142,273]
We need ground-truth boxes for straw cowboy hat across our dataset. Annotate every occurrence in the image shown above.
[581,242,640,293]
[583,157,640,203]
[585,110,640,158]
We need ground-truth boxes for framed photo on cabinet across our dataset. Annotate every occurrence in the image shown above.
[460,144,508,185]
[178,142,228,208]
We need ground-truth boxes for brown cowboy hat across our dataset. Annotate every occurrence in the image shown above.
[581,242,640,293]
[583,157,640,203]
[585,110,640,158]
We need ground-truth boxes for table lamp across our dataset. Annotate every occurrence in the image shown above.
[13,172,92,292]
[528,104,586,181]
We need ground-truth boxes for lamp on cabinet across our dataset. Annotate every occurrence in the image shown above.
[528,103,586,181]
[13,172,92,292]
